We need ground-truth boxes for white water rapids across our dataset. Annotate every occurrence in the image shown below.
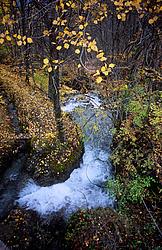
[18,93,114,218]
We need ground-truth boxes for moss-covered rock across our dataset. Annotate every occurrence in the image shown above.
[65,208,127,250]
[27,116,84,185]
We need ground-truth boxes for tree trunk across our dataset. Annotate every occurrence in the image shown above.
[19,0,30,83]
[48,18,65,142]
[32,0,65,142]
[48,66,65,143]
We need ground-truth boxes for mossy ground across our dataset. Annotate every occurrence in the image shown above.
[65,208,128,250]
[65,205,162,249]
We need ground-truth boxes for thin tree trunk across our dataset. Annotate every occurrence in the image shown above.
[48,20,65,142]
[20,0,30,83]
[48,66,65,143]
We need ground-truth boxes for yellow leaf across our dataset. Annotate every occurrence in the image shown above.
[56,45,62,50]
[96,76,103,84]
[48,67,52,72]
[99,57,107,62]
[78,31,83,36]
[84,22,88,27]
[59,59,64,64]
[61,20,67,25]
[43,58,49,65]
[64,43,69,49]
[101,66,106,72]
[22,36,26,41]
[79,24,84,30]
[109,63,115,68]
[94,20,98,24]
[148,18,157,25]
[96,52,104,59]
[89,40,98,52]
[132,0,141,9]
[75,49,80,54]
[0,38,4,44]
[52,59,59,63]
[71,3,75,8]
[93,70,100,76]
[27,37,33,43]
[6,35,11,41]
[53,20,57,25]
[79,16,84,21]
[17,35,21,40]
[139,14,144,18]
[117,14,121,20]
[43,30,49,36]
[103,70,109,76]
[17,40,22,46]
[60,2,64,9]
[125,1,131,7]
[72,31,76,35]
[71,41,76,45]
[103,68,111,75]
[121,13,126,21]
[42,64,47,69]
[78,64,81,68]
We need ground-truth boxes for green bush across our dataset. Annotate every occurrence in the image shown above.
[107,176,154,211]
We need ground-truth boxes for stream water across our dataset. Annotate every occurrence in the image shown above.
[17,93,114,218]
[0,96,28,219]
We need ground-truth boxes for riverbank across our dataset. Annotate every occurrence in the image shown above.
[0,65,83,185]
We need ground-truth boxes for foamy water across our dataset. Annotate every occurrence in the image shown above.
[18,93,114,218]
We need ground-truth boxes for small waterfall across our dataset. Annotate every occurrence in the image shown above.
[18,93,114,218]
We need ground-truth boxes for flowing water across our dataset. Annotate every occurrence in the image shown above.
[17,93,114,218]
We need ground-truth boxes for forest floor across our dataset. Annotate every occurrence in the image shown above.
[0,64,83,184]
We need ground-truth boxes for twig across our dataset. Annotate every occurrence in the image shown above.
[142,199,162,237]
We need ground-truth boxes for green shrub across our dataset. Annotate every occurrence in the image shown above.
[107,176,154,211]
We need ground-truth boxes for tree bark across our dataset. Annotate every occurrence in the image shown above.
[48,66,65,143]
[19,0,30,83]
[48,11,65,143]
